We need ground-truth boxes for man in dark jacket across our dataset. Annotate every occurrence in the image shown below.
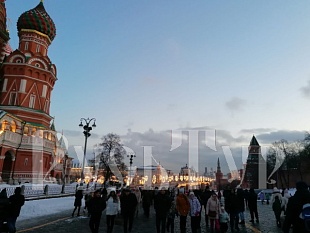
[0,188,10,232]
[120,188,138,233]
[154,187,171,233]
[88,189,106,233]
[248,188,259,223]
[7,187,25,233]
[283,181,310,233]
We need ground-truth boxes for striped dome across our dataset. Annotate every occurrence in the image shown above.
[17,2,56,41]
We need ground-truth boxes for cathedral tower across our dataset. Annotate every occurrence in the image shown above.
[0,1,57,128]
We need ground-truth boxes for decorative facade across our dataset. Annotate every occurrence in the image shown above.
[0,1,71,184]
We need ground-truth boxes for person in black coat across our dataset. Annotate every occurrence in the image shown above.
[282,181,310,233]
[248,188,259,223]
[142,190,153,218]
[236,188,245,225]
[72,188,84,217]
[225,189,240,232]
[120,188,138,233]
[0,188,10,231]
[88,189,106,233]
[154,187,171,233]
[7,187,25,233]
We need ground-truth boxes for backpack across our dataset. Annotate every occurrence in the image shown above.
[272,197,282,212]
[299,203,310,232]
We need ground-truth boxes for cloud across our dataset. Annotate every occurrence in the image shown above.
[300,80,310,98]
[62,126,308,176]
[225,97,246,113]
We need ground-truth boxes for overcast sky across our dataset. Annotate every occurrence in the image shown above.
[6,0,310,174]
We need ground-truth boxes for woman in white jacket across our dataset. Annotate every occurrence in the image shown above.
[106,190,120,233]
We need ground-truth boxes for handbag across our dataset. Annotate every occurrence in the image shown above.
[208,210,216,218]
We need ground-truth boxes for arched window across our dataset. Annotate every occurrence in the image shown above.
[10,121,16,132]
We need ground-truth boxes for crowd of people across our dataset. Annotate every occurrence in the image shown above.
[72,181,310,233]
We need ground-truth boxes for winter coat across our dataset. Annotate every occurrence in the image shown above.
[154,192,171,215]
[206,197,220,219]
[282,188,310,233]
[236,189,245,212]
[8,192,25,217]
[0,189,9,220]
[176,194,190,216]
[106,196,120,216]
[120,192,138,215]
[248,189,258,211]
[74,190,84,207]
[189,196,201,217]
[88,196,106,216]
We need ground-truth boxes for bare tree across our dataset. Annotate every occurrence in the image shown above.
[98,133,127,185]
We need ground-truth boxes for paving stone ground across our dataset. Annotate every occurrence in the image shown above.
[15,201,288,233]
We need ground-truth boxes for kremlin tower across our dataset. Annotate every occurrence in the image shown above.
[0,1,69,184]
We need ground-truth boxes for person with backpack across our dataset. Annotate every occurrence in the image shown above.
[272,196,282,227]
[282,181,310,233]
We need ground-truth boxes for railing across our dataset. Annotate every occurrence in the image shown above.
[0,131,55,150]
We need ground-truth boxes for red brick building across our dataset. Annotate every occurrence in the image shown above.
[0,1,71,184]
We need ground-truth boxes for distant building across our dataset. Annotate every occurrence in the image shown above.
[242,135,264,189]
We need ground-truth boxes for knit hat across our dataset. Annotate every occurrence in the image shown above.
[189,191,195,196]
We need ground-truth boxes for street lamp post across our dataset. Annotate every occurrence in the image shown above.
[127,154,136,186]
[79,117,96,184]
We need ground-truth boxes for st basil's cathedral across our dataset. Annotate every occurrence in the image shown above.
[0,1,70,184]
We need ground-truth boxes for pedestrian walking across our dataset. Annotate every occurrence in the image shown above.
[259,191,265,205]
[0,188,9,232]
[120,188,138,233]
[83,191,92,216]
[282,181,310,233]
[176,188,190,233]
[72,186,83,217]
[7,187,25,233]
[189,191,201,233]
[248,188,259,223]
[225,189,240,232]
[106,190,120,233]
[272,195,282,228]
[201,186,212,228]
[265,193,270,205]
[142,189,153,218]
[133,188,141,217]
[281,189,291,216]
[88,189,106,233]
[154,187,171,233]
[206,191,220,233]
[219,206,229,233]
[236,188,245,225]
[166,193,177,233]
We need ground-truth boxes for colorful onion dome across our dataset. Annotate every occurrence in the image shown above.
[17,1,56,41]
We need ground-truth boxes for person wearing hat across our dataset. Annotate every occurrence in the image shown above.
[189,191,201,233]
[88,189,107,233]
[120,188,138,233]
[283,181,310,233]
